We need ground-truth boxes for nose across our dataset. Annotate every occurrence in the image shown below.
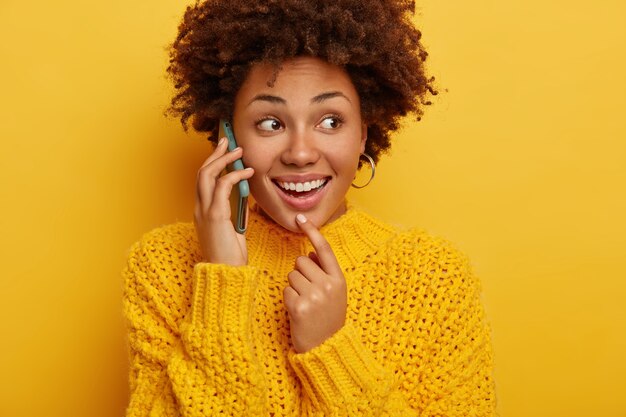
[280,129,320,167]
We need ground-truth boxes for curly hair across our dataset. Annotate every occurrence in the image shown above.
[166,0,436,163]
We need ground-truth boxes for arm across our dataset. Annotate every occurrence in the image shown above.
[287,233,496,416]
[288,323,417,416]
[123,235,267,417]
[284,215,417,416]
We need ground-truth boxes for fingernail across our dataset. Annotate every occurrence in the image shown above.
[231,146,241,152]
[296,214,307,223]
[218,137,226,146]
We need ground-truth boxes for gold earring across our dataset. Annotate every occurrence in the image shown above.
[351,153,376,189]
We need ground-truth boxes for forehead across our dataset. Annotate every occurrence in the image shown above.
[237,56,360,103]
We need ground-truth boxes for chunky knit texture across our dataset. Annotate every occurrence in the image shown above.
[123,203,496,416]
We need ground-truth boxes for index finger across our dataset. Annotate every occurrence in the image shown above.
[295,213,342,276]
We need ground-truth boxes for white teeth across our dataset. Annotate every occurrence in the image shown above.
[278,178,327,193]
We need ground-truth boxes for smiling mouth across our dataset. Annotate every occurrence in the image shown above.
[272,177,330,198]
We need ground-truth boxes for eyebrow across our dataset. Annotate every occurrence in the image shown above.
[246,91,351,107]
[311,91,351,104]
[247,94,286,106]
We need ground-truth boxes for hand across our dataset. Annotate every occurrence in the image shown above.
[194,137,255,266]
[283,214,348,353]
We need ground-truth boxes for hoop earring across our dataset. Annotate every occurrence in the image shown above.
[351,153,376,189]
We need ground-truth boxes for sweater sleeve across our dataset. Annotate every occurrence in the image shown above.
[287,237,496,417]
[123,236,267,417]
[288,323,417,416]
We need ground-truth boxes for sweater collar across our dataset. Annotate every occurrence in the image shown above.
[246,201,397,275]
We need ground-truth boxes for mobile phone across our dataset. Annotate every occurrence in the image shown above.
[218,119,249,234]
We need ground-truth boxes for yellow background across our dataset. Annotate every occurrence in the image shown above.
[1,0,624,416]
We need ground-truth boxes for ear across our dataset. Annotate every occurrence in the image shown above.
[359,123,367,154]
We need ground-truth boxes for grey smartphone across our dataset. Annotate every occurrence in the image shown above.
[218,119,249,234]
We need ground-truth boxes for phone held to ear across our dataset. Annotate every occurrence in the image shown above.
[218,119,250,234]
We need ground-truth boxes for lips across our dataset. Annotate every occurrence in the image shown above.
[271,175,331,211]
[276,178,327,193]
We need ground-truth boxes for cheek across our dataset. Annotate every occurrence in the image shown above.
[241,146,270,172]
[241,149,274,194]
[328,147,361,176]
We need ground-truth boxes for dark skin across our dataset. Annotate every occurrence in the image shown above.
[285,214,347,354]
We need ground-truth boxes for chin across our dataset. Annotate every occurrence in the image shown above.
[252,181,348,232]
[272,212,303,233]
[262,209,316,233]
[256,200,342,233]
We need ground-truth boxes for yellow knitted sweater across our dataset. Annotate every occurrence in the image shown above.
[123,204,496,416]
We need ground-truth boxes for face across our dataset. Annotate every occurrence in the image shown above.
[232,56,366,233]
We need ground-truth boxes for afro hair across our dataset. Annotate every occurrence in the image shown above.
[167,0,436,162]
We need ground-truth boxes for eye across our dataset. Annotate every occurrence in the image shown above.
[257,118,282,132]
[318,115,343,130]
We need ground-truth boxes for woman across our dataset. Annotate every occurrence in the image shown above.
[123,0,497,416]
